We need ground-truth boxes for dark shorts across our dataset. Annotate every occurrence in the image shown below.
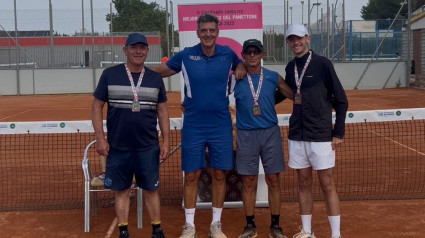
[181,125,234,172]
[236,125,285,175]
[104,146,160,191]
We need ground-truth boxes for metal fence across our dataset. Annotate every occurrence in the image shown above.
[262,1,409,64]
[0,1,414,67]
[0,32,162,69]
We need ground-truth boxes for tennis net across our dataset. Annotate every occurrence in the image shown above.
[0,109,424,211]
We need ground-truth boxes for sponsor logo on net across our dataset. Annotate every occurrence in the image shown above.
[377,111,402,117]
[41,123,59,128]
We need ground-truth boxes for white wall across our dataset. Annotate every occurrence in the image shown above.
[0,61,408,95]
[0,70,17,95]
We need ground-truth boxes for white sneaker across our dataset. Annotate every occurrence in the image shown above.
[179,223,197,238]
[208,221,227,238]
[293,227,316,238]
[331,236,341,238]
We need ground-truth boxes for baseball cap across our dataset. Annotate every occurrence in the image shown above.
[125,33,148,46]
[285,24,309,39]
[242,39,264,52]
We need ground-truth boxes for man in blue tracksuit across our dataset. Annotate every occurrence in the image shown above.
[152,14,246,238]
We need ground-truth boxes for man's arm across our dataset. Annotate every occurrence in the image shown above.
[325,59,348,139]
[91,97,109,156]
[234,62,247,80]
[150,64,177,78]
[277,74,294,100]
[157,102,170,161]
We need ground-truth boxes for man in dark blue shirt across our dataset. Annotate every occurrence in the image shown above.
[92,33,170,238]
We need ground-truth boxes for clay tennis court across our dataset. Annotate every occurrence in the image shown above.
[1,88,425,238]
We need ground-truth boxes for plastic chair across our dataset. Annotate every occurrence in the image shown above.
[82,140,143,232]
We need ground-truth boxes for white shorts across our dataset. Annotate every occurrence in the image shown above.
[288,139,335,170]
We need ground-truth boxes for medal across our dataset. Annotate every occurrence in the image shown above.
[294,93,302,104]
[247,68,264,116]
[294,51,312,106]
[253,104,262,116]
[125,64,145,112]
[132,101,140,112]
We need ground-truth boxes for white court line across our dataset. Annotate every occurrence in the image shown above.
[0,108,90,121]
[0,109,32,121]
[370,129,425,156]
[105,217,118,238]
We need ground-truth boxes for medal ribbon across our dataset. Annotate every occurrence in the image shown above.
[124,64,145,102]
[294,51,312,94]
[247,67,263,106]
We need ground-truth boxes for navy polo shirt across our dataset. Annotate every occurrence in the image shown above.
[166,43,242,127]
[94,64,167,151]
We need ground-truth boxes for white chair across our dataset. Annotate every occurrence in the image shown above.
[82,140,143,232]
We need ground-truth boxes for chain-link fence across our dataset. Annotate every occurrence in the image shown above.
[0,0,418,86]
[0,1,163,69]
[0,31,162,69]
[262,0,409,64]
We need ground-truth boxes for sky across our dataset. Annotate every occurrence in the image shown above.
[0,0,369,35]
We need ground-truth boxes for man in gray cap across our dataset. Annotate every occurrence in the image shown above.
[92,33,170,238]
[284,24,348,238]
[231,39,293,238]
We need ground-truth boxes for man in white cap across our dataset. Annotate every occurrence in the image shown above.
[284,24,348,238]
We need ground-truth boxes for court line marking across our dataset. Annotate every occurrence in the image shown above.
[0,108,91,121]
[370,129,425,156]
[0,109,32,121]
[105,217,118,238]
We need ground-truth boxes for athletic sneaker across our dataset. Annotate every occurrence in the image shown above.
[208,221,227,238]
[119,230,130,238]
[292,227,315,238]
[269,225,287,238]
[152,227,165,238]
[179,223,197,238]
[237,224,257,238]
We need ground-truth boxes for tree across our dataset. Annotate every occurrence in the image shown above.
[361,0,425,20]
[413,0,425,10]
[361,0,407,20]
[106,0,178,57]
[107,0,165,32]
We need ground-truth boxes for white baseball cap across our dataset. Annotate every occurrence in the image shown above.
[286,24,309,39]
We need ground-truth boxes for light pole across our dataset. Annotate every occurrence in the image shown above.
[81,0,85,66]
[170,1,174,56]
[309,2,321,33]
[165,0,170,58]
[316,1,321,34]
[49,0,54,67]
[110,2,114,64]
[301,1,304,25]
[290,6,293,25]
[90,0,96,89]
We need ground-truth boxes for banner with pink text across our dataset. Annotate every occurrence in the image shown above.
[177,2,263,59]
